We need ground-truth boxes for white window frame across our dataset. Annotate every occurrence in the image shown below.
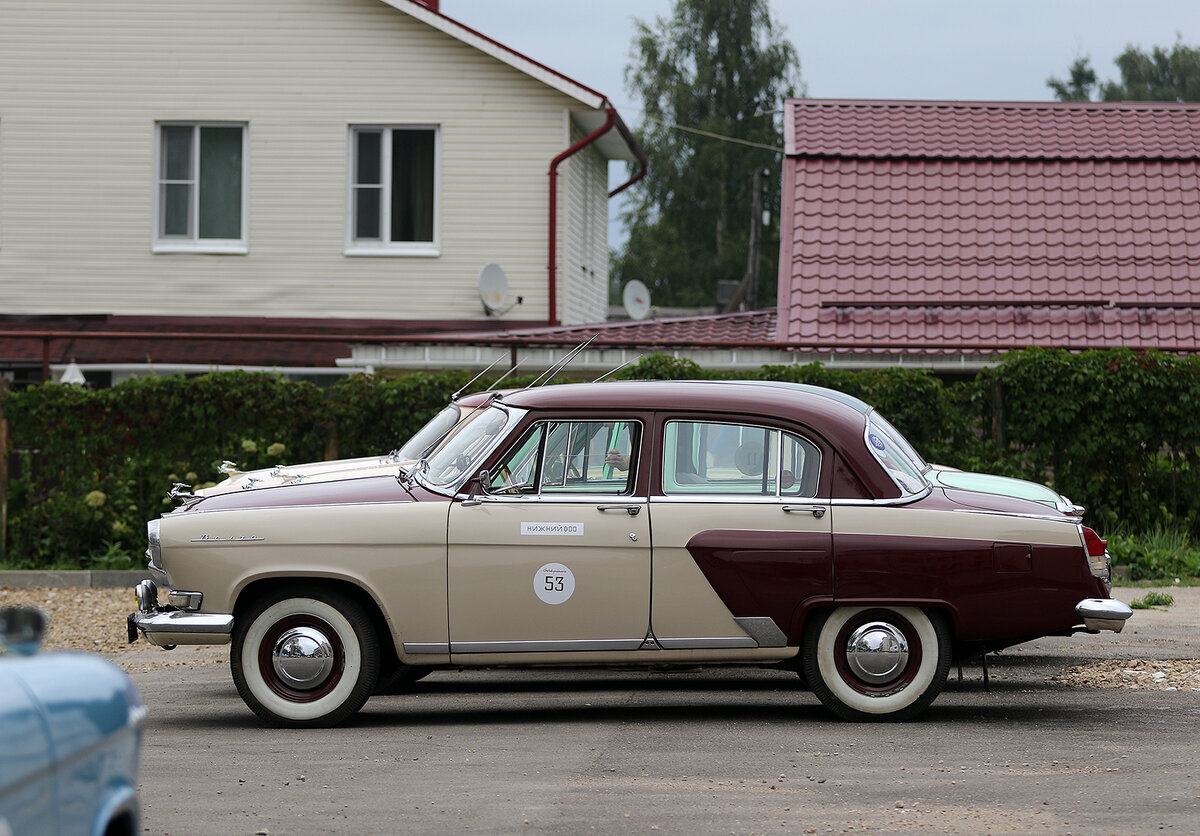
[153,121,248,254]
[345,125,440,257]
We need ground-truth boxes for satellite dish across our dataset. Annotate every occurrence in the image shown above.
[622,280,651,320]
[479,263,509,316]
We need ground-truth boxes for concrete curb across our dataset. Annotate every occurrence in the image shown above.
[0,570,149,589]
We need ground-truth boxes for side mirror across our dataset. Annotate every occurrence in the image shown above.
[461,469,490,506]
[0,607,48,656]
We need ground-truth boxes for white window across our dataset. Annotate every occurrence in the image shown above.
[347,126,438,256]
[154,123,247,253]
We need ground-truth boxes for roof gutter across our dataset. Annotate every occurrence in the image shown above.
[548,106,648,327]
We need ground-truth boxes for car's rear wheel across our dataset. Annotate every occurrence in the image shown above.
[801,606,950,721]
[231,587,380,727]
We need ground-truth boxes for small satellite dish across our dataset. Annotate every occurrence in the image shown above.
[479,263,509,316]
[622,280,651,320]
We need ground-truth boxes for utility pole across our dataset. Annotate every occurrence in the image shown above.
[724,166,771,312]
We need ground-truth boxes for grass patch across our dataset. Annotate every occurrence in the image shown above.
[1130,591,1176,609]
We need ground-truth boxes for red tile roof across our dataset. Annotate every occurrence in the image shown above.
[786,99,1200,159]
[777,99,1200,353]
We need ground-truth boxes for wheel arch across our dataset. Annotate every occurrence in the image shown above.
[232,576,399,666]
[790,597,960,645]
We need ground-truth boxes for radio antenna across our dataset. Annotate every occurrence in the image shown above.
[592,355,642,383]
[452,355,506,400]
[525,335,597,388]
[488,357,526,391]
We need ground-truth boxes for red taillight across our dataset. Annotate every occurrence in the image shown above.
[1083,526,1107,557]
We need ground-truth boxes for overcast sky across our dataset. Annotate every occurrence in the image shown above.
[443,0,1197,246]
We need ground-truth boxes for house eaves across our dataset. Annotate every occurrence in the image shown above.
[387,0,641,161]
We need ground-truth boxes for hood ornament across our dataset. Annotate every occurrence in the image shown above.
[167,482,202,509]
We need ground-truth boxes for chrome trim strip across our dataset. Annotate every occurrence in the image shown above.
[733,616,788,648]
[650,495,830,506]
[829,487,932,507]
[459,494,650,505]
[950,507,1070,522]
[403,642,451,655]
[178,499,422,515]
[656,636,759,649]
[450,638,645,653]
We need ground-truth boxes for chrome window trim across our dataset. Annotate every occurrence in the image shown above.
[646,488,931,507]
[649,495,829,506]
[458,492,651,505]
[829,486,933,506]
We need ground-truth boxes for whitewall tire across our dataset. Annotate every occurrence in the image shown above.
[231,587,380,727]
[802,606,951,722]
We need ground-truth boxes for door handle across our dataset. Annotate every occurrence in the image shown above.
[597,504,641,516]
[783,505,826,518]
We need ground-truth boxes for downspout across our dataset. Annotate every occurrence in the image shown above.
[547,106,648,327]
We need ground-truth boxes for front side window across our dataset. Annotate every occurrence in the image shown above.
[348,126,437,254]
[155,123,246,252]
[662,420,820,497]
[487,420,640,496]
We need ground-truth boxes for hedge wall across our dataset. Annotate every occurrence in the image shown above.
[2,347,1198,569]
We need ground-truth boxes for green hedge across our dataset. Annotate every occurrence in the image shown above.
[3,347,1200,570]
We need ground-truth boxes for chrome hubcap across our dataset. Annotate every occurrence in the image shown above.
[271,626,334,690]
[845,621,909,684]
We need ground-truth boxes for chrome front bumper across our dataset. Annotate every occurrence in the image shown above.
[1076,597,1134,633]
[127,579,233,648]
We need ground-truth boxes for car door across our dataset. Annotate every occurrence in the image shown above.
[446,417,651,660]
[647,416,833,650]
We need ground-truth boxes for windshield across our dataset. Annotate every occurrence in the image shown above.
[396,405,463,462]
[420,404,514,487]
[865,413,928,495]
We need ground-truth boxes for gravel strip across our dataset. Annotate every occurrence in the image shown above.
[1055,658,1200,690]
[0,585,227,672]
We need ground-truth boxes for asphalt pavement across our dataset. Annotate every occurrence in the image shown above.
[122,586,1200,835]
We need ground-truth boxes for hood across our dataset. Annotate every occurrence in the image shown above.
[195,453,413,497]
[182,474,432,513]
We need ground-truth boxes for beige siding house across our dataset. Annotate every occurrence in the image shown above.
[0,0,644,382]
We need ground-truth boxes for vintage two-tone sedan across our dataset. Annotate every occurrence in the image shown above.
[128,380,1131,726]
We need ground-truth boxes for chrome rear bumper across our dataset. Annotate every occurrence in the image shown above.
[1076,598,1134,633]
[127,579,233,648]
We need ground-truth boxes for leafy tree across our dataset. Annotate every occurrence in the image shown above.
[1048,39,1200,102]
[612,0,802,309]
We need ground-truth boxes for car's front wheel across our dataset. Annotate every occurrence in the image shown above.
[231,587,380,727]
[801,606,951,721]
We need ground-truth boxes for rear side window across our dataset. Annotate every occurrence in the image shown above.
[661,420,820,497]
